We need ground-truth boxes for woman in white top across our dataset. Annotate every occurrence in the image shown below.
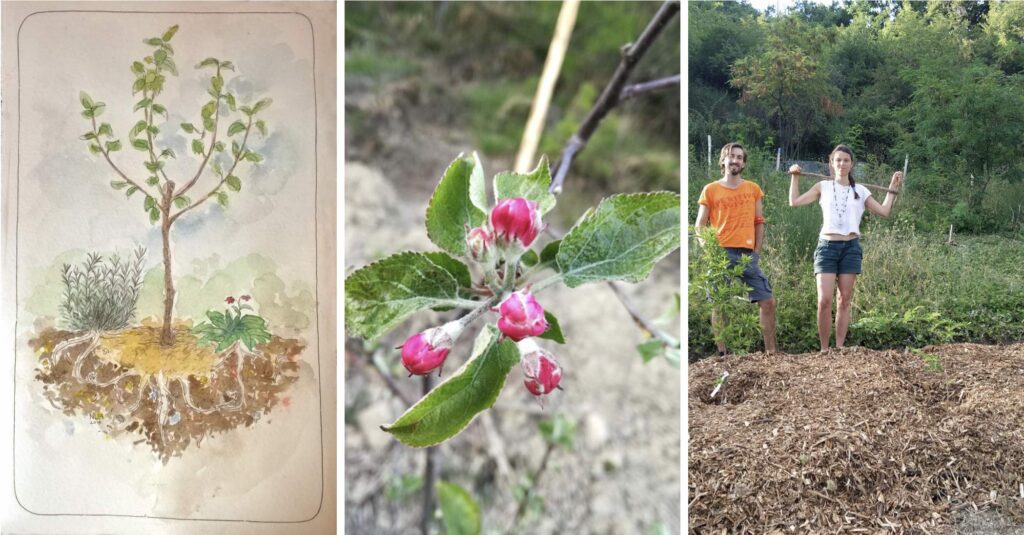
[788,144,902,352]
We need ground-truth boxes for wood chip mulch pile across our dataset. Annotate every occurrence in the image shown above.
[689,344,1024,533]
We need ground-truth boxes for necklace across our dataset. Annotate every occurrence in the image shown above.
[832,180,850,227]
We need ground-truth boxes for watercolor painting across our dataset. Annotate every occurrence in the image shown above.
[5,7,331,526]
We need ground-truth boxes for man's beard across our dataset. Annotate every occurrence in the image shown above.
[728,163,744,176]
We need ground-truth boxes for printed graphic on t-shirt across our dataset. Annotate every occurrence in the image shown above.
[699,181,763,248]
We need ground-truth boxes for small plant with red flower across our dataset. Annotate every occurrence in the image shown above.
[192,294,272,352]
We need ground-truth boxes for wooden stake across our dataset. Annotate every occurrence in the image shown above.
[788,170,899,194]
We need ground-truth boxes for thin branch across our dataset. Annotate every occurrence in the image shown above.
[171,116,252,224]
[618,74,680,104]
[91,117,157,199]
[512,441,555,530]
[549,0,680,193]
[177,67,225,198]
[606,280,679,348]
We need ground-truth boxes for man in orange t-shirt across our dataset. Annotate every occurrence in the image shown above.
[695,142,777,354]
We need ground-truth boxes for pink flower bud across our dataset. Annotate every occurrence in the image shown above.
[466,226,494,262]
[225,296,236,304]
[497,290,548,342]
[399,321,464,376]
[490,197,542,248]
[518,339,562,396]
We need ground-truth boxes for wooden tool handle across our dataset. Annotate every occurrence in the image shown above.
[788,170,900,194]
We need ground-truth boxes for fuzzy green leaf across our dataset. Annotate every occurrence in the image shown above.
[201,100,217,119]
[252,98,273,113]
[382,325,519,447]
[105,140,122,152]
[227,120,246,137]
[557,192,680,287]
[520,250,539,267]
[162,25,178,42]
[129,120,148,139]
[493,155,556,215]
[144,196,156,212]
[131,138,150,151]
[345,251,472,341]
[97,123,113,138]
[637,339,664,364]
[225,175,241,192]
[540,239,561,265]
[203,117,215,131]
[192,139,204,155]
[173,195,190,209]
[537,310,565,344]
[437,482,482,535]
[149,208,160,224]
[146,176,160,186]
[181,122,196,134]
[425,154,487,256]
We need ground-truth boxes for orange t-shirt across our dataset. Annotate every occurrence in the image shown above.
[697,180,764,249]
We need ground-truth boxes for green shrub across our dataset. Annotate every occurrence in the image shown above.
[60,247,146,331]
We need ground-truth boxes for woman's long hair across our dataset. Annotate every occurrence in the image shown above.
[829,144,860,200]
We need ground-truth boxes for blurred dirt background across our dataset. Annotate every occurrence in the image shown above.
[344,2,681,534]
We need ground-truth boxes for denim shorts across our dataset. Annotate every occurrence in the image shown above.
[724,248,774,302]
[813,238,863,274]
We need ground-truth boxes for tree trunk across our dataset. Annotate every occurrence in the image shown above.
[160,186,176,346]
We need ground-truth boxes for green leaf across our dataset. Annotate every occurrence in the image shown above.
[131,62,145,75]
[132,139,150,151]
[211,74,223,93]
[201,100,217,119]
[345,251,472,341]
[224,93,237,111]
[105,140,122,152]
[97,123,113,137]
[110,181,128,190]
[79,91,94,109]
[91,103,106,117]
[144,160,163,172]
[196,57,219,69]
[637,339,664,363]
[255,119,267,137]
[557,192,680,287]
[159,42,174,55]
[160,148,175,159]
[227,120,246,136]
[243,151,263,163]
[437,482,482,535]
[540,239,561,265]
[216,191,229,207]
[144,196,156,212]
[538,413,576,449]
[181,122,196,134]
[225,175,241,192]
[520,250,539,267]
[149,207,160,224]
[129,120,148,138]
[134,99,151,112]
[214,141,225,153]
[146,125,159,135]
[143,37,163,47]
[173,195,190,209]
[468,151,488,214]
[125,186,139,198]
[203,116,216,131]
[239,105,253,116]
[425,154,487,256]
[88,143,102,154]
[146,175,160,186]
[252,98,273,113]
[81,109,95,119]
[220,60,235,72]
[162,57,178,76]
[382,325,519,447]
[231,141,241,156]
[192,139,204,155]
[80,132,97,141]
[538,310,565,344]
[132,78,145,94]
[162,25,179,42]
[152,103,167,116]
[493,154,556,215]
[154,49,167,65]
[211,160,223,176]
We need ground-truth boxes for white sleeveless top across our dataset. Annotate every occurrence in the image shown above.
[818,180,870,237]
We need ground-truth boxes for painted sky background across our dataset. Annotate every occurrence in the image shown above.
[16,12,317,319]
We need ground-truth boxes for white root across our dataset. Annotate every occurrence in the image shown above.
[121,376,147,413]
[50,331,97,366]
[155,372,171,446]
[177,377,221,415]
[86,368,140,388]
[71,334,102,382]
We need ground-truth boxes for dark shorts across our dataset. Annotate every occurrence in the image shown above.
[725,248,774,302]
[813,238,863,274]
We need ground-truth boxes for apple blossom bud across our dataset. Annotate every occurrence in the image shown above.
[497,290,548,341]
[466,226,494,263]
[400,321,464,376]
[518,338,562,396]
[490,197,543,248]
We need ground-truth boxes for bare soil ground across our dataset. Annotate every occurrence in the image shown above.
[689,344,1024,533]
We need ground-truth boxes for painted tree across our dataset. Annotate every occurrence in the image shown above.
[78,25,271,346]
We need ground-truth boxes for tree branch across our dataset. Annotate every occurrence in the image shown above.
[549,0,679,193]
[91,116,157,199]
[178,67,224,198]
[170,116,252,224]
[606,280,679,348]
[618,74,680,104]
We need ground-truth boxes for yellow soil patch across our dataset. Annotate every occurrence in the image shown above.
[94,325,219,378]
